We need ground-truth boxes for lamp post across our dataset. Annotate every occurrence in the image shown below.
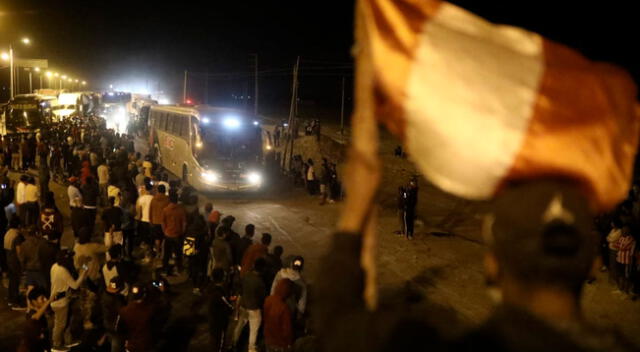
[6,38,32,99]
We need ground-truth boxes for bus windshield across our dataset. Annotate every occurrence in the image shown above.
[197,127,261,165]
[7,104,44,130]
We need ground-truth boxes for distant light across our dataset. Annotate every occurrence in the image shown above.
[61,75,67,79]
[108,92,114,96]
[21,38,30,45]
[46,71,53,77]
[74,79,79,83]
[222,117,241,129]
[1,52,8,61]
[82,81,86,85]
[158,98,170,104]
[34,67,40,72]
[201,117,210,124]
[202,171,219,183]
[266,145,272,150]
[253,120,259,126]
[109,84,113,89]
[283,123,289,127]
[185,99,193,104]
[196,142,203,149]
[54,73,59,77]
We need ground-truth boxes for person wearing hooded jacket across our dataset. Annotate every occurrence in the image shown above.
[264,278,294,352]
[271,256,307,318]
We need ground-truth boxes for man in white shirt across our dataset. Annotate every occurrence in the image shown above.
[15,175,28,224]
[24,177,40,226]
[50,251,87,349]
[67,177,83,238]
[136,185,154,262]
[97,161,109,207]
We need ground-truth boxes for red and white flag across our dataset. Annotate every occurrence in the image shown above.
[355,0,639,211]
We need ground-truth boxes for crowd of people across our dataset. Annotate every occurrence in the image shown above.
[0,115,314,352]
[595,184,640,300]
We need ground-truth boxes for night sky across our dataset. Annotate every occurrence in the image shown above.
[2,1,639,110]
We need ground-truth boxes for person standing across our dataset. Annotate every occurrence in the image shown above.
[306,159,316,195]
[607,220,623,284]
[67,177,83,238]
[19,228,48,292]
[205,202,222,239]
[102,276,127,352]
[4,217,25,310]
[235,224,255,267]
[263,278,294,352]
[15,175,28,225]
[81,176,100,236]
[50,250,88,351]
[404,179,418,240]
[615,229,636,294]
[241,233,271,277]
[208,268,232,352]
[97,160,110,207]
[116,284,157,352]
[37,160,50,204]
[149,184,170,260]
[23,177,40,227]
[232,258,267,352]
[161,191,187,276]
[102,197,124,254]
[18,287,53,352]
[135,185,154,262]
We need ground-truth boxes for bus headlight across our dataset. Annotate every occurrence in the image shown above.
[223,117,241,129]
[202,171,219,183]
[248,172,262,185]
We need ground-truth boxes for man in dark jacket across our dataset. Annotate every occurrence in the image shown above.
[208,268,232,352]
[234,224,255,266]
[103,276,127,352]
[81,176,100,235]
[231,258,267,352]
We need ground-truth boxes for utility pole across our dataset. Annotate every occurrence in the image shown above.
[9,45,14,99]
[251,54,259,115]
[183,70,188,104]
[282,56,300,171]
[340,76,346,136]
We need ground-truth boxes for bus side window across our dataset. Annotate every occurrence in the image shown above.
[181,117,190,139]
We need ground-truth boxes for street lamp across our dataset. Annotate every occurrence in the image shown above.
[46,71,53,89]
[1,52,8,61]
[5,37,32,98]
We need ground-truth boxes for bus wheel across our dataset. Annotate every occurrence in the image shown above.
[182,166,189,184]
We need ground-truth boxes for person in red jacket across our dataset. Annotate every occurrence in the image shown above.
[263,278,294,352]
[161,191,187,276]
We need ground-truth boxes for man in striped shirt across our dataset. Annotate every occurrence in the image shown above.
[615,230,636,294]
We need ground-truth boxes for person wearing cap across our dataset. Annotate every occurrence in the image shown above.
[271,255,307,319]
[117,284,157,352]
[102,276,127,352]
[67,177,83,238]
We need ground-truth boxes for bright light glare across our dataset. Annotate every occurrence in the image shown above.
[196,142,203,149]
[34,67,40,72]
[253,121,259,126]
[54,73,59,77]
[108,92,114,96]
[21,38,30,45]
[46,71,52,77]
[202,117,210,124]
[158,98,170,104]
[1,53,9,61]
[248,172,262,185]
[266,145,272,150]
[223,117,241,129]
[61,75,67,79]
[202,171,219,183]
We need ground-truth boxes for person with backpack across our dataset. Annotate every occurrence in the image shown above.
[184,195,208,295]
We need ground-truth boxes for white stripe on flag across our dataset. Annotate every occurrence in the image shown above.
[404,3,545,198]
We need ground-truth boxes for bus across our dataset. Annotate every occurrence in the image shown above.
[148,105,264,192]
[1,94,55,135]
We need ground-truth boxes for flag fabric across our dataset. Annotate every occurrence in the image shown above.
[355,0,639,211]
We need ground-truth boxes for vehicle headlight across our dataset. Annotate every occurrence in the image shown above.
[202,171,219,183]
[223,117,241,129]
[248,172,262,184]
